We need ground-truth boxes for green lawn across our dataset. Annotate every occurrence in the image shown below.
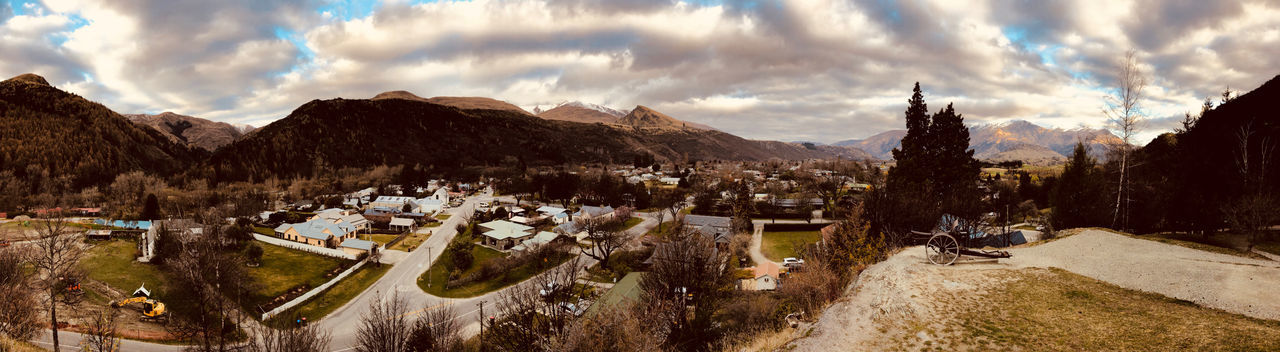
[436,214,452,221]
[418,245,506,298]
[761,231,822,262]
[246,243,347,306]
[605,217,643,232]
[424,222,443,228]
[1257,241,1280,256]
[81,239,172,299]
[267,263,391,323]
[367,234,399,246]
[252,226,274,236]
[644,221,675,238]
[390,231,431,251]
[418,244,575,298]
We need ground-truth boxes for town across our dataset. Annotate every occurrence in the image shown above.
[2,1,1279,351]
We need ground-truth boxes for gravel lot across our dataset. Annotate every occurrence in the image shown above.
[1009,229,1280,320]
[788,228,1280,351]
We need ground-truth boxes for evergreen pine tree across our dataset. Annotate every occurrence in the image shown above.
[1051,143,1106,229]
[888,82,932,190]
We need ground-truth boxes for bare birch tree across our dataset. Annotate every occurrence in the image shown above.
[406,304,462,352]
[1104,49,1149,230]
[485,256,589,351]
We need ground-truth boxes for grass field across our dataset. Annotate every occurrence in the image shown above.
[367,234,399,246]
[948,268,1280,351]
[1257,240,1280,256]
[268,263,391,323]
[436,214,452,221]
[418,245,507,298]
[761,231,821,262]
[252,226,274,236]
[81,239,171,298]
[246,243,346,306]
[390,231,431,251]
[606,217,643,232]
[644,221,675,238]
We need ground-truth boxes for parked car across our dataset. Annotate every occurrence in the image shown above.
[783,257,804,267]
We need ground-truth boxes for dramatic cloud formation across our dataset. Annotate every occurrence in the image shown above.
[4,0,1278,143]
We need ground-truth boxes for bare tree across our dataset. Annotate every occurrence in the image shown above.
[407,304,462,352]
[1223,121,1277,250]
[26,213,85,352]
[80,308,122,352]
[639,227,733,349]
[354,291,413,352]
[553,302,663,352]
[245,315,333,352]
[1103,49,1149,230]
[576,217,629,268]
[0,246,40,342]
[165,214,252,351]
[485,256,589,351]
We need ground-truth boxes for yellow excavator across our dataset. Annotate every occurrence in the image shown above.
[109,284,168,322]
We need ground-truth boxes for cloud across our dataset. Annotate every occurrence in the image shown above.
[1,0,1276,144]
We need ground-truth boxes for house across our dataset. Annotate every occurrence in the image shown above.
[370,196,415,210]
[510,231,560,251]
[582,272,645,319]
[0,212,6,219]
[340,238,377,257]
[140,219,202,262]
[413,198,444,214]
[477,220,535,251]
[362,207,397,225]
[740,262,780,291]
[509,216,536,225]
[84,229,112,240]
[659,177,681,185]
[684,214,733,248]
[275,218,358,248]
[820,223,837,245]
[389,217,416,232]
[575,205,615,222]
[537,206,567,223]
[429,187,450,204]
[311,208,371,233]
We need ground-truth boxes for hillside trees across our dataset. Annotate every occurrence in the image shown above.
[1051,143,1109,229]
[871,83,981,238]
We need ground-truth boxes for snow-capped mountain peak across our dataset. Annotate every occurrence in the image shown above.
[554,101,629,118]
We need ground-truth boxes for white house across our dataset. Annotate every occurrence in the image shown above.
[389,217,416,232]
[740,262,780,291]
[659,177,681,185]
[478,220,536,251]
[370,196,415,210]
[413,198,444,214]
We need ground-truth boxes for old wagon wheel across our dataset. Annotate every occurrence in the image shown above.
[926,233,959,265]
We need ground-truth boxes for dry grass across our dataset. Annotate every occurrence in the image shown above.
[945,268,1280,351]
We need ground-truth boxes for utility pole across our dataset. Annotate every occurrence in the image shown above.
[477,300,486,347]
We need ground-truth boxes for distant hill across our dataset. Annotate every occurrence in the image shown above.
[423,96,532,115]
[0,73,199,188]
[371,90,430,103]
[536,101,624,124]
[833,120,1120,163]
[833,130,907,160]
[207,97,852,181]
[126,112,246,151]
[618,105,716,131]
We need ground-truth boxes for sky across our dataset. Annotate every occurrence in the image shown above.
[3,0,1278,144]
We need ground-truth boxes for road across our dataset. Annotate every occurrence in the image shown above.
[29,191,662,351]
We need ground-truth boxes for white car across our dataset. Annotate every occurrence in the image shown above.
[783,257,805,266]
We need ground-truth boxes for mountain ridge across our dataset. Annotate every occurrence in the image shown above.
[126,111,247,151]
[834,120,1121,163]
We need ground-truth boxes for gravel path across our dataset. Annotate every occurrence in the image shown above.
[1008,229,1280,321]
[788,228,1280,351]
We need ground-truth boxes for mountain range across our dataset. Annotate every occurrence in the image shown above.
[125,112,250,151]
[833,120,1122,163]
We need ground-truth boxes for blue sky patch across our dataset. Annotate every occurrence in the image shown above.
[318,0,379,20]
